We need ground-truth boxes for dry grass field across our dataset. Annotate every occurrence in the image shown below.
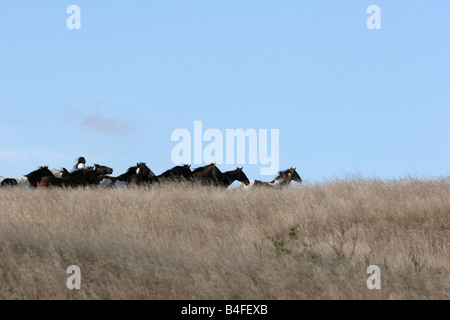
[0,177,448,300]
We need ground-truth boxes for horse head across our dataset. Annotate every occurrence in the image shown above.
[290,167,302,183]
[235,167,250,186]
[60,168,71,178]
[136,163,152,177]
[179,165,194,180]
[276,167,302,185]
[94,164,113,176]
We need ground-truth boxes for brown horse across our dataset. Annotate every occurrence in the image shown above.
[252,180,272,187]
[156,164,193,183]
[25,166,55,188]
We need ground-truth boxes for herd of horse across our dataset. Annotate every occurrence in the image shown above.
[0,159,302,190]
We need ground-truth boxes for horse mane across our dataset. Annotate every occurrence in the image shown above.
[162,165,191,175]
[192,163,215,173]
[176,165,192,171]
[161,165,180,174]
[26,166,50,176]
[274,170,287,180]
[224,167,241,174]
[125,163,145,175]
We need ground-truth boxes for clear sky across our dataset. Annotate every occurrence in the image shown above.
[1,1,449,182]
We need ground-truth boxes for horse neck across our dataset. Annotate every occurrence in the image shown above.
[176,166,192,179]
[61,170,70,178]
[278,175,292,186]
[29,168,52,179]
[114,167,137,180]
[218,170,239,187]
[183,170,193,179]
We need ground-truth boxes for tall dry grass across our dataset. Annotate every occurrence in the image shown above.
[0,177,448,299]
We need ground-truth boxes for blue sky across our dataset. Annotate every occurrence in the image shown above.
[1,1,449,182]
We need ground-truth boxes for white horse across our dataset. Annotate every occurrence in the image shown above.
[235,167,302,190]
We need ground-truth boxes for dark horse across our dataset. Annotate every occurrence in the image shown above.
[192,163,250,188]
[103,162,154,186]
[25,166,55,188]
[191,163,217,184]
[126,164,194,186]
[215,166,250,188]
[70,164,113,187]
[1,178,18,187]
[274,167,302,185]
[155,164,194,183]
[127,163,155,186]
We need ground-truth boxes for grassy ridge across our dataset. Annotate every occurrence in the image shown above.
[0,177,448,299]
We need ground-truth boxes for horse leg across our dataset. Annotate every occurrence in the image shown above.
[37,177,48,188]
